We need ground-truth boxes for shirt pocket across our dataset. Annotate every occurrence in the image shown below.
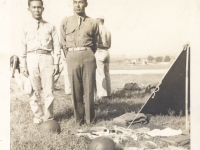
[26,32,35,41]
[86,29,93,37]
[45,33,51,42]
[66,29,75,42]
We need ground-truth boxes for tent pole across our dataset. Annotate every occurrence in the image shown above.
[185,45,189,129]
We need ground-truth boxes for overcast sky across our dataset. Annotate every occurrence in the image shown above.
[10,0,190,57]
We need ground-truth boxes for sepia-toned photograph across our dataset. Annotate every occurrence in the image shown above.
[1,0,199,149]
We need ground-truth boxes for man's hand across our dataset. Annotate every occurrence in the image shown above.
[21,67,29,78]
[53,64,59,76]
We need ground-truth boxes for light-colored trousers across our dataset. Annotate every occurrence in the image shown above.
[27,53,54,123]
[95,49,111,97]
[62,57,71,95]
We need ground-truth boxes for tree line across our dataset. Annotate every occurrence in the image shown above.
[147,55,171,62]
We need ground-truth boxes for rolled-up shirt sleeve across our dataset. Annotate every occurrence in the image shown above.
[98,26,111,49]
[92,22,99,53]
[101,28,111,49]
[20,27,27,68]
[52,25,61,65]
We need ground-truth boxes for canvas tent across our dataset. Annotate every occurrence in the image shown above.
[140,45,190,116]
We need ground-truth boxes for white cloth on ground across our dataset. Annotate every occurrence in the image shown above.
[147,127,182,137]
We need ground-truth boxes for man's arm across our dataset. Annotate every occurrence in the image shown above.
[52,25,61,65]
[99,27,111,49]
[103,28,111,49]
[60,18,67,51]
[20,27,29,77]
[52,25,61,75]
[92,21,99,53]
[20,27,27,68]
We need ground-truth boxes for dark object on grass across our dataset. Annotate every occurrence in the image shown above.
[89,136,115,150]
[113,112,148,126]
[40,120,61,133]
[161,134,190,147]
[10,55,20,78]
[123,83,145,91]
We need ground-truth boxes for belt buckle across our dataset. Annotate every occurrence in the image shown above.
[36,50,41,54]
[78,47,82,51]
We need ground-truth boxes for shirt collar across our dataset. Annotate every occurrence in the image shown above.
[74,13,86,21]
[30,17,45,24]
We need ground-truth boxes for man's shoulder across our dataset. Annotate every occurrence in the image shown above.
[85,16,97,24]
[43,20,56,29]
[42,20,51,24]
[102,25,111,34]
[61,15,75,23]
[22,19,54,29]
[41,20,54,27]
[22,20,32,28]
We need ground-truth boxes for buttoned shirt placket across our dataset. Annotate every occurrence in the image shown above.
[77,16,84,48]
[77,16,81,47]
[37,21,41,50]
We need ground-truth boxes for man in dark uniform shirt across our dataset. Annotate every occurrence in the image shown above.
[60,0,99,125]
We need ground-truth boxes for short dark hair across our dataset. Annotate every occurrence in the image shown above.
[28,0,43,7]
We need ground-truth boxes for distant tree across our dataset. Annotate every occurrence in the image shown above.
[138,58,141,62]
[147,55,154,62]
[155,56,163,62]
[164,55,171,62]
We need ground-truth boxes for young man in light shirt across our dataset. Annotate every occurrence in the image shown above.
[20,0,61,124]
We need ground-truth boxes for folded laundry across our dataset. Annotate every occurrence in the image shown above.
[161,134,190,147]
[140,141,157,149]
[113,112,148,126]
[126,117,148,125]
[147,127,182,137]
[123,147,138,150]
[168,145,188,150]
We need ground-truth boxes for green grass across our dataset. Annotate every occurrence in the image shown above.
[10,74,188,150]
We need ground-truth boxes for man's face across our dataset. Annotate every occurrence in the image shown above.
[73,0,87,15]
[28,1,44,20]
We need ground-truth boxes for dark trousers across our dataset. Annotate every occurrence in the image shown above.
[66,50,96,124]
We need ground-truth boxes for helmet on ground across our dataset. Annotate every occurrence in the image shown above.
[89,136,115,150]
[40,120,61,133]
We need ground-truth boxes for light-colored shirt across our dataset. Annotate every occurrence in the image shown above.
[98,24,111,49]
[60,14,99,53]
[20,18,61,67]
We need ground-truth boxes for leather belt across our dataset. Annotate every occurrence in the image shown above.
[28,50,51,54]
[68,47,92,51]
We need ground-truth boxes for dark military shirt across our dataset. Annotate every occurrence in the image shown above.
[60,14,99,53]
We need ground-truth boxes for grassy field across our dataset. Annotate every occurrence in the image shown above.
[10,74,188,150]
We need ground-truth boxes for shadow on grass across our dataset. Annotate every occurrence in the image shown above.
[54,107,74,121]
[95,98,145,121]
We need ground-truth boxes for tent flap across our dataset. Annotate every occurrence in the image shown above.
[141,47,190,115]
